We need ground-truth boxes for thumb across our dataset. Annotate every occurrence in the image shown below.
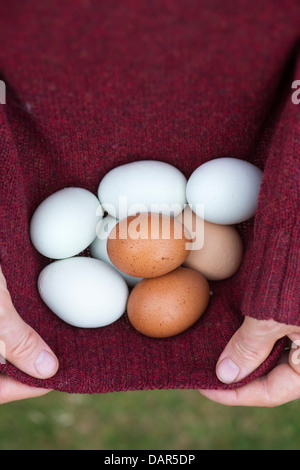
[0,267,59,379]
[216,316,285,384]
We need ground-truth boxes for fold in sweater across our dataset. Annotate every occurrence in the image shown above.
[0,0,299,393]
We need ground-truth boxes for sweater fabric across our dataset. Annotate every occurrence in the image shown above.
[0,0,299,393]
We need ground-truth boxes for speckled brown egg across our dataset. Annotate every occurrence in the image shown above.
[126,267,210,338]
[176,205,243,280]
[107,212,192,278]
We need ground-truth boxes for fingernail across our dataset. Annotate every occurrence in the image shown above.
[216,357,240,384]
[35,350,57,377]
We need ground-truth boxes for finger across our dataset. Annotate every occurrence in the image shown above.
[0,373,52,405]
[215,316,289,384]
[0,267,7,288]
[200,361,300,407]
[0,266,59,379]
[288,332,300,374]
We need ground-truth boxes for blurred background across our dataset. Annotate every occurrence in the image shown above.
[1,388,300,450]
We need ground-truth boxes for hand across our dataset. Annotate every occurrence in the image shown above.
[199,316,300,407]
[0,266,59,404]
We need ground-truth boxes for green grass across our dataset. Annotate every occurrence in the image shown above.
[1,388,300,450]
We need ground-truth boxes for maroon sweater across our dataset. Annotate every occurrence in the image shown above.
[0,0,299,393]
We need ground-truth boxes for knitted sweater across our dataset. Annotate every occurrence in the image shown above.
[0,0,299,393]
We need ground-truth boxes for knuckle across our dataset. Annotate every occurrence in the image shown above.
[232,335,262,363]
[9,327,38,362]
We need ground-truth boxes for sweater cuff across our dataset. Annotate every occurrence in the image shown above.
[241,221,300,326]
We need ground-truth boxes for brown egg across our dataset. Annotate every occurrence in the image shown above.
[127,267,210,338]
[176,205,243,280]
[107,212,192,278]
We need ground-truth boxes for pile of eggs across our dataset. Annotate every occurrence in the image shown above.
[30,158,263,338]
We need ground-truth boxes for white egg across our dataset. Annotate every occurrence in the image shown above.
[30,187,103,259]
[98,160,187,219]
[90,215,142,287]
[38,257,129,328]
[186,158,263,224]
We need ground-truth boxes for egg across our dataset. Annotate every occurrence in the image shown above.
[107,212,192,278]
[38,257,129,328]
[30,187,103,259]
[176,205,243,280]
[186,158,263,224]
[98,160,187,219]
[89,214,142,287]
[127,267,210,338]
